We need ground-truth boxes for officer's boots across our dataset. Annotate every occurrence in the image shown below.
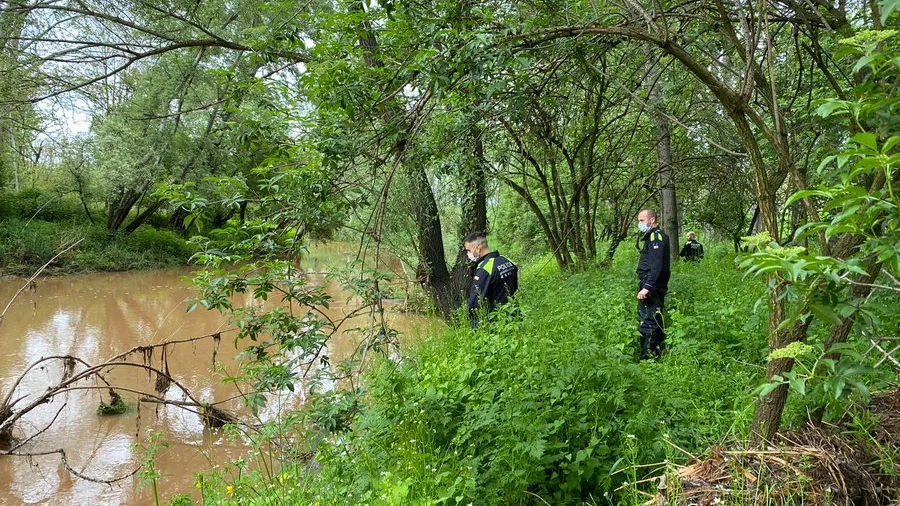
[639,330,666,360]
[639,332,652,360]
[650,329,665,357]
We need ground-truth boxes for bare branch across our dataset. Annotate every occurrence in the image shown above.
[0,238,84,326]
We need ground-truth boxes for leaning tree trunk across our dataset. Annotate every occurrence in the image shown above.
[729,112,805,445]
[355,8,485,318]
[124,201,164,234]
[107,187,144,232]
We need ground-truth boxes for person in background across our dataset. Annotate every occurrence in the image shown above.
[636,209,670,360]
[463,231,518,327]
[679,232,704,262]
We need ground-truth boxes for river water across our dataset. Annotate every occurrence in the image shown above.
[0,250,433,505]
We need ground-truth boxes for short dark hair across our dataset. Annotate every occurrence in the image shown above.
[463,231,488,247]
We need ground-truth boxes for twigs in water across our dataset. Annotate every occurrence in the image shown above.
[0,238,84,327]
[0,331,243,455]
[4,447,142,485]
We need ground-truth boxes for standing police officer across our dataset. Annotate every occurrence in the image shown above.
[636,209,670,360]
[679,231,704,262]
[463,231,518,327]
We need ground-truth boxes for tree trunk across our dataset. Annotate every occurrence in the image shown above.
[727,110,794,445]
[408,161,453,315]
[124,201,164,234]
[746,206,760,238]
[582,186,597,259]
[506,178,571,271]
[107,187,143,232]
[750,294,809,443]
[78,192,95,225]
[354,4,476,318]
[602,231,628,267]
[445,130,490,309]
[644,52,680,259]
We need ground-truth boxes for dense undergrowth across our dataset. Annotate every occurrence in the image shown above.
[0,191,193,275]
[179,249,750,504]
[168,246,897,506]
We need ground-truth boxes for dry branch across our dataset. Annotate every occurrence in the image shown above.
[657,390,900,506]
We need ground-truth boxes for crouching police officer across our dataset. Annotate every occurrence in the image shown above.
[463,231,518,328]
[636,209,670,360]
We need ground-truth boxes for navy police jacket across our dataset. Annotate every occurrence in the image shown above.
[679,240,704,261]
[467,251,518,312]
[637,227,670,295]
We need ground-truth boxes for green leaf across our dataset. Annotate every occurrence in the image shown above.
[881,0,899,25]
[882,135,900,153]
[810,304,843,325]
[852,54,877,74]
[755,381,780,399]
[850,132,878,151]
[815,100,849,118]
[817,155,836,172]
[788,376,806,396]
[786,189,830,206]
[833,379,846,399]
[851,381,870,403]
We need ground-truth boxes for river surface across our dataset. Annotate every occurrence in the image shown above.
[0,249,434,505]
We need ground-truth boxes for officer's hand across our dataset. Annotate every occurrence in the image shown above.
[637,288,650,300]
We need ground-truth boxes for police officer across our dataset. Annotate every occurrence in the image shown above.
[679,232,704,262]
[636,209,670,360]
[463,231,518,326]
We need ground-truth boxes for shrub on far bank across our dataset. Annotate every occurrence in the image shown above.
[0,189,90,223]
[123,226,195,259]
[0,219,193,275]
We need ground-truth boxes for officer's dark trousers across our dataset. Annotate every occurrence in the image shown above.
[637,282,666,360]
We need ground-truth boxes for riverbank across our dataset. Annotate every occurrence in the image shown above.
[0,262,435,505]
[0,218,193,276]
[182,250,899,505]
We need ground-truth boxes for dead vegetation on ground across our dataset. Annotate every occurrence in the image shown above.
[655,390,900,506]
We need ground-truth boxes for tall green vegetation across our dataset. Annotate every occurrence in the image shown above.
[0,0,897,502]
[187,254,897,505]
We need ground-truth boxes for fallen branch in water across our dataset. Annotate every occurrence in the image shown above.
[0,244,401,488]
[0,344,240,446]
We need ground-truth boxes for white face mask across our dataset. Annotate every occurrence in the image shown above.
[467,251,478,262]
[638,223,651,233]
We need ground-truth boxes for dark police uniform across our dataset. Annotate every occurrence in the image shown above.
[468,251,518,324]
[679,240,704,262]
[636,227,670,359]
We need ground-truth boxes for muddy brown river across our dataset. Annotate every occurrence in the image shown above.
[0,248,434,505]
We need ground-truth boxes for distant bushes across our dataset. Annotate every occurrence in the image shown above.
[0,219,193,275]
[123,226,194,258]
[0,188,194,275]
[0,189,88,223]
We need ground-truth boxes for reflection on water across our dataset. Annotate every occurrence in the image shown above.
[0,253,433,505]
